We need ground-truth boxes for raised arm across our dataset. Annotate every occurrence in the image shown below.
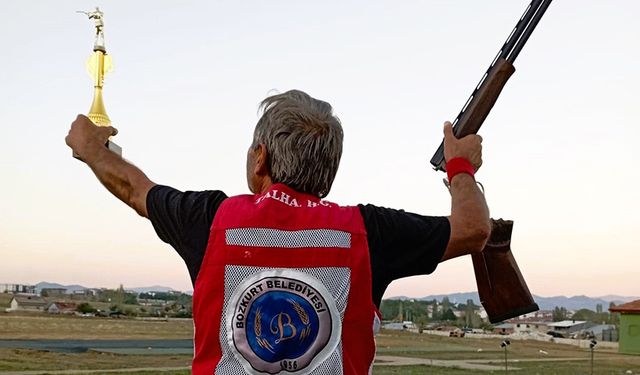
[65,114,156,218]
[441,121,491,261]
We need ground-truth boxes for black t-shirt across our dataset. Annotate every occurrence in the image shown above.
[147,185,450,308]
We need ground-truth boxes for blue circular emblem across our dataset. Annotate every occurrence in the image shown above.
[247,291,319,362]
[228,271,340,374]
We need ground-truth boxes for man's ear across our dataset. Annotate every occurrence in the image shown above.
[253,144,269,176]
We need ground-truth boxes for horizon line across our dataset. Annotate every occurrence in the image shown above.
[5,281,639,300]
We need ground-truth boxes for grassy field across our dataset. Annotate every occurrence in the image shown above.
[378,330,589,359]
[376,331,640,374]
[0,349,191,372]
[0,314,639,374]
[0,313,193,340]
[0,294,12,309]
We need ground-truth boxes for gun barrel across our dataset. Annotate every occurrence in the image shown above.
[429,0,553,171]
[507,0,553,63]
[500,0,543,61]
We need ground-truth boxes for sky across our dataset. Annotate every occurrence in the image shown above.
[1,1,639,299]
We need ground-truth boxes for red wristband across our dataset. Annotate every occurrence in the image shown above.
[446,157,475,183]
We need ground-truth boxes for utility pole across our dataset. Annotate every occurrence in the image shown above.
[501,339,510,373]
[590,340,597,375]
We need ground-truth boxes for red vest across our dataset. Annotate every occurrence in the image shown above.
[192,184,379,374]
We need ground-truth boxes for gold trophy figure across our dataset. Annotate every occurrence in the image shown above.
[78,7,121,156]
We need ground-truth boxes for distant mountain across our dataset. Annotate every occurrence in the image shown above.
[386,292,639,311]
[596,295,640,304]
[533,295,634,311]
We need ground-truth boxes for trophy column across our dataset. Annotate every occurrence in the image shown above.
[79,7,122,157]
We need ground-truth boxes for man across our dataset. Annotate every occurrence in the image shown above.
[66,89,490,374]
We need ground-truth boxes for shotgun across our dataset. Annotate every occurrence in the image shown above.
[431,0,553,323]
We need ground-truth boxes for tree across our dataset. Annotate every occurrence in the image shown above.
[175,310,192,318]
[97,286,138,306]
[464,299,476,327]
[442,308,456,321]
[431,304,441,321]
[572,308,595,321]
[379,299,400,321]
[609,302,620,325]
[481,321,494,332]
[441,297,451,312]
[414,315,429,332]
[552,306,568,321]
[77,302,96,314]
[397,301,404,321]
[124,308,138,317]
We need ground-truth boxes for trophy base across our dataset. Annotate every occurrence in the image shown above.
[73,140,122,161]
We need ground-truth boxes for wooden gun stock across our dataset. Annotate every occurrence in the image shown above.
[473,219,539,323]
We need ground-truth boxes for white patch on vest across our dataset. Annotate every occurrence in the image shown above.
[226,270,341,375]
[225,228,351,249]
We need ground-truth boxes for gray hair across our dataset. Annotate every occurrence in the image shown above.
[252,90,343,198]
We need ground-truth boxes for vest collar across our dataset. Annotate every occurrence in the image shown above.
[258,183,321,204]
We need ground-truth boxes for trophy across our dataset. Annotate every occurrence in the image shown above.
[77,7,121,157]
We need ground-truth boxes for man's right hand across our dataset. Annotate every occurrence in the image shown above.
[440,120,490,261]
[65,114,154,218]
[65,114,118,162]
[443,121,483,171]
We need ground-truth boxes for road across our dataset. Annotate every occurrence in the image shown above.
[0,339,192,354]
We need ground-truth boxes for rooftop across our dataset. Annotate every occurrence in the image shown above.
[609,299,640,313]
[50,302,77,310]
[547,320,587,328]
[12,294,47,307]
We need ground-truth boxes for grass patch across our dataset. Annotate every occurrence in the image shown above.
[377,330,608,359]
[0,313,193,339]
[0,293,13,309]
[0,349,191,371]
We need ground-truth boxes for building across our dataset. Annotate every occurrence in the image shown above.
[47,302,78,314]
[510,321,551,334]
[493,323,515,335]
[72,289,96,298]
[610,300,640,355]
[382,321,416,331]
[518,310,554,322]
[478,307,488,320]
[0,283,36,294]
[8,295,47,312]
[547,320,593,337]
[586,324,618,342]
